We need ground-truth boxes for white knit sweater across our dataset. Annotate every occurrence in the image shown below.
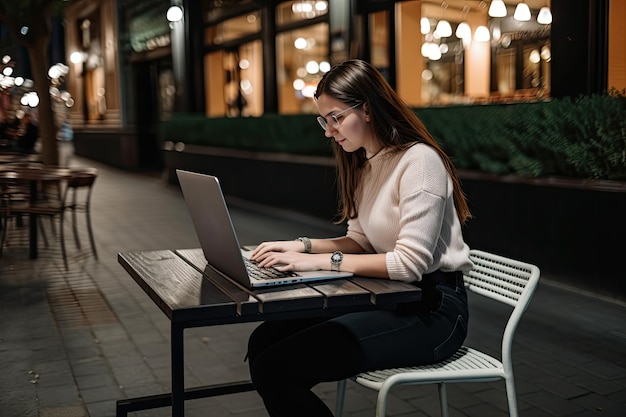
[346,143,472,283]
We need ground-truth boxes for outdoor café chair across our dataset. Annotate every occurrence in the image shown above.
[22,167,98,269]
[335,249,541,417]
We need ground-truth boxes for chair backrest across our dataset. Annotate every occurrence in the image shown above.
[63,168,98,209]
[464,249,540,371]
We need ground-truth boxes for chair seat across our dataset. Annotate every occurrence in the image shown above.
[354,346,505,390]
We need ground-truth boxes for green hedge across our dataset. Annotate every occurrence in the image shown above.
[159,113,333,156]
[159,93,626,180]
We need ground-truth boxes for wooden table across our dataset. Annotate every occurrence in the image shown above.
[0,164,74,258]
[0,153,42,164]
[116,248,422,417]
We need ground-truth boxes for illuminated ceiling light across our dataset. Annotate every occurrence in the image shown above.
[474,26,491,42]
[239,59,250,70]
[529,49,541,63]
[488,0,507,17]
[48,65,62,79]
[2,66,13,76]
[514,2,531,21]
[492,24,502,41]
[420,17,431,34]
[435,20,452,38]
[293,78,305,91]
[537,7,552,24]
[166,5,183,22]
[70,51,84,64]
[455,22,472,40]
[428,44,441,61]
[315,1,327,12]
[294,37,307,49]
[305,60,319,74]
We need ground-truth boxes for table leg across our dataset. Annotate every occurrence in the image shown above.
[29,180,37,259]
[171,321,185,417]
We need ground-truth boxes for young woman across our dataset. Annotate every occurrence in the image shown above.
[247,59,473,417]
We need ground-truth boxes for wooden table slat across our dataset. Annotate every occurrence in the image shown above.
[177,248,326,315]
[309,279,372,308]
[350,277,421,306]
[118,251,238,320]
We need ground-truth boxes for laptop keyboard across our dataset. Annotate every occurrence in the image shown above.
[244,258,297,280]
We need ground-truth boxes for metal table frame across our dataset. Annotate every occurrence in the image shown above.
[116,248,421,417]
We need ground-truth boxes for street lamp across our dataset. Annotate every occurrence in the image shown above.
[167,5,183,22]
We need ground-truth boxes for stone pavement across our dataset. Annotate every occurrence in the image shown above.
[1,145,625,417]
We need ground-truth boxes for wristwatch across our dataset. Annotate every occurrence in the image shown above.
[330,251,343,272]
[296,237,312,253]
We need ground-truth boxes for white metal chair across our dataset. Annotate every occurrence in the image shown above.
[335,249,541,417]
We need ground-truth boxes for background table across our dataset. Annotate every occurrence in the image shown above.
[117,248,422,417]
[0,164,74,258]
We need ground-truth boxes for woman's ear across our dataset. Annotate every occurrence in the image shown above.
[363,103,370,120]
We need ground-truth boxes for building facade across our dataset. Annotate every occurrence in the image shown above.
[62,0,625,169]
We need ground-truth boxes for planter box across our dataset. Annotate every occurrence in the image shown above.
[74,128,161,170]
[163,146,626,302]
[459,171,626,301]
[163,144,339,220]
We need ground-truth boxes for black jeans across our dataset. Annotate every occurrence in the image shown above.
[246,272,468,417]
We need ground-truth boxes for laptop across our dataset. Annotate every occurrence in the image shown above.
[176,169,353,288]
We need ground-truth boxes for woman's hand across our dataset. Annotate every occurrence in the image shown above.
[251,240,304,259]
[253,250,325,272]
[251,240,324,271]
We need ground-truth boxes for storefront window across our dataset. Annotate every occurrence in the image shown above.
[205,12,261,46]
[413,0,551,105]
[205,40,263,117]
[276,1,329,25]
[369,11,390,78]
[276,22,329,114]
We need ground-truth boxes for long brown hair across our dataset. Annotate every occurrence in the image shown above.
[315,59,471,225]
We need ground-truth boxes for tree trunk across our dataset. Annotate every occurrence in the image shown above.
[27,40,59,166]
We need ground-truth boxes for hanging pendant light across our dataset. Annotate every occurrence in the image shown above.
[488,0,507,18]
[455,22,472,40]
[514,2,531,21]
[474,26,491,42]
[537,7,552,24]
[435,20,453,38]
[420,17,431,34]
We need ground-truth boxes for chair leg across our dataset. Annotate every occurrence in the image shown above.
[437,382,450,417]
[335,379,347,417]
[60,210,68,270]
[71,208,81,249]
[38,218,49,247]
[85,208,97,259]
[376,383,394,417]
[0,213,6,257]
[504,376,519,417]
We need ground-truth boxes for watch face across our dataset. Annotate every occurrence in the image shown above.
[331,251,343,263]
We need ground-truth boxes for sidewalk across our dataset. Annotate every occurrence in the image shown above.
[1,145,625,417]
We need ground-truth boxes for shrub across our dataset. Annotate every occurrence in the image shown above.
[160,94,626,181]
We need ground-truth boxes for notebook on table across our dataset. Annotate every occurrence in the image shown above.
[176,169,353,288]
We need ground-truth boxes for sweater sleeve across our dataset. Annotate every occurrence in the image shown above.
[386,190,446,281]
[385,146,456,282]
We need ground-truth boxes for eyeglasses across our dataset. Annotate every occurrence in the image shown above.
[317,102,363,131]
